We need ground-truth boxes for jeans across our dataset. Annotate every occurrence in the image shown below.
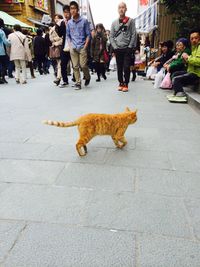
[0,55,7,79]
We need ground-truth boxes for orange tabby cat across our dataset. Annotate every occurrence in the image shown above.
[43,107,137,156]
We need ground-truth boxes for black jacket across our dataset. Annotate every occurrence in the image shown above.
[56,21,66,49]
[33,36,47,57]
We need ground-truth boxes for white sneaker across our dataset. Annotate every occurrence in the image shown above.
[59,82,69,88]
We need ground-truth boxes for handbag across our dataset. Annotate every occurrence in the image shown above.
[49,45,61,59]
[103,50,109,63]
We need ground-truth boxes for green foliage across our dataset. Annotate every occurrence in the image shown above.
[161,0,200,37]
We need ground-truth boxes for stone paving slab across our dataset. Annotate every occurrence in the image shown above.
[56,163,135,192]
[3,223,136,267]
[0,220,26,263]
[157,128,200,142]
[137,169,200,198]
[0,143,50,160]
[0,183,10,194]
[139,234,200,267]
[169,152,200,173]
[136,136,200,153]
[184,198,200,240]
[0,184,191,238]
[105,149,172,170]
[0,160,64,185]
[40,144,108,163]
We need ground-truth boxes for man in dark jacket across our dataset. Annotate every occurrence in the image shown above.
[33,28,47,75]
[56,4,71,87]
[110,2,137,92]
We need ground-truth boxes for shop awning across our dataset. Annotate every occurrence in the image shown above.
[27,17,48,27]
[135,1,158,33]
[0,11,35,31]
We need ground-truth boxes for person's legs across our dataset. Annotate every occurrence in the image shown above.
[79,48,90,84]
[61,51,70,84]
[95,61,101,81]
[14,60,21,82]
[8,60,15,78]
[70,48,81,85]
[36,56,43,75]
[56,59,62,80]
[123,49,132,86]
[100,62,106,80]
[20,60,27,83]
[172,71,198,95]
[0,55,7,83]
[28,61,35,78]
[115,50,124,84]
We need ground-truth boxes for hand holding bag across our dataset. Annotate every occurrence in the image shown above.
[49,45,61,59]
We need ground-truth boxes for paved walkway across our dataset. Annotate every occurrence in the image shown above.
[0,71,200,267]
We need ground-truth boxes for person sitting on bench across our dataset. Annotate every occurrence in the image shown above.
[168,29,200,102]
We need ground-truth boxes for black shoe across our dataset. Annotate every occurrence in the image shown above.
[8,74,14,78]
[1,77,8,84]
[74,84,82,90]
[85,78,91,86]
[96,78,101,82]
[102,74,107,80]
[0,79,4,84]
[54,79,61,86]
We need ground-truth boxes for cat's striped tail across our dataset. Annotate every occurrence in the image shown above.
[42,120,77,128]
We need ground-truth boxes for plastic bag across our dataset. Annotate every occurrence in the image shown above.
[109,56,117,71]
[146,66,157,79]
[154,68,165,89]
[160,72,172,89]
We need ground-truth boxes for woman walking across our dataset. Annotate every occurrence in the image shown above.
[49,14,63,86]
[8,24,31,84]
[91,23,107,82]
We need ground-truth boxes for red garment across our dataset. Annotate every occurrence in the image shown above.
[140,0,148,6]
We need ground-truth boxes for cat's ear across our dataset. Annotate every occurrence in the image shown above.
[134,109,138,114]
[125,107,131,112]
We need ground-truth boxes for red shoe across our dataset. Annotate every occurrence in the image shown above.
[122,84,128,92]
[118,83,124,91]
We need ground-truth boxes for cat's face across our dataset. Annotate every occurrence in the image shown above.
[125,107,137,124]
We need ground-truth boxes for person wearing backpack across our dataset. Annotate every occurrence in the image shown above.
[110,2,137,92]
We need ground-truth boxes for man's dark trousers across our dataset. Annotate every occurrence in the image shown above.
[172,71,199,94]
[60,50,70,83]
[115,48,132,85]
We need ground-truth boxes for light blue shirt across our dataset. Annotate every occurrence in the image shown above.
[0,29,10,56]
[66,16,91,50]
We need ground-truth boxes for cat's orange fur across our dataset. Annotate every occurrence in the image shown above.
[43,107,137,156]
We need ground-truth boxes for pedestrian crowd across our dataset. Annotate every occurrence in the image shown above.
[0,1,199,102]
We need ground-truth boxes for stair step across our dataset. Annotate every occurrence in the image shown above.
[185,87,200,114]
